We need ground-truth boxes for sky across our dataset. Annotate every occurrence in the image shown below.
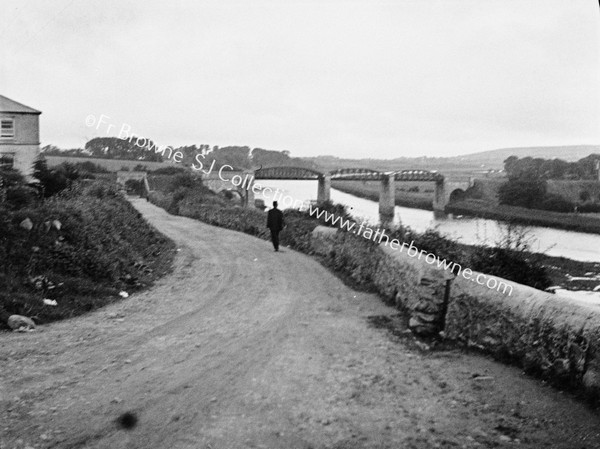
[1,0,599,159]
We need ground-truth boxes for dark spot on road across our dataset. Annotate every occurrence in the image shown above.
[116,411,138,430]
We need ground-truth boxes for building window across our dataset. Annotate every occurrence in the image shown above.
[0,153,15,169]
[1,119,15,138]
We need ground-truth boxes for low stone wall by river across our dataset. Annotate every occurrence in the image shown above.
[311,225,600,399]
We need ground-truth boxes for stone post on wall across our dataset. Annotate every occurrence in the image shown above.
[379,173,395,222]
[317,174,331,204]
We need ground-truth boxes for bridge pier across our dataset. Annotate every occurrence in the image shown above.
[317,174,331,204]
[433,180,446,214]
[243,170,255,208]
[379,174,395,220]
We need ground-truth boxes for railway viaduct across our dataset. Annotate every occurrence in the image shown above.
[200,166,473,218]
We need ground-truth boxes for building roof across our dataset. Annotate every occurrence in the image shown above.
[0,95,41,114]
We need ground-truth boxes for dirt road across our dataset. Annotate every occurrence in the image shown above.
[2,199,600,449]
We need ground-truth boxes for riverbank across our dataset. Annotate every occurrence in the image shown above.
[452,242,600,294]
[331,180,433,211]
[333,179,600,236]
[446,199,600,235]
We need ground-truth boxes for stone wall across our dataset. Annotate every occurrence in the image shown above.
[311,226,448,333]
[445,276,600,396]
[310,225,600,398]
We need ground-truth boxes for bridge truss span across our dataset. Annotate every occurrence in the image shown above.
[328,168,384,181]
[254,166,324,180]
[392,170,444,183]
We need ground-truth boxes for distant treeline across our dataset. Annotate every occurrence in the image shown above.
[497,153,600,213]
[503,154,600,181]
[42,138,316,171]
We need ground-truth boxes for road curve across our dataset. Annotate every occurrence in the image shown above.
[1,198,599,449]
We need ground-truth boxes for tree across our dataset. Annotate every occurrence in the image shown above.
[498,178,547,208]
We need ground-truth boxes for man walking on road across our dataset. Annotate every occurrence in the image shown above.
[266,201,285,252]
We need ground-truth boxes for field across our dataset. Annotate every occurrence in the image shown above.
[45,155,174,172]
[447,199,600,235]
[331,180,435,210]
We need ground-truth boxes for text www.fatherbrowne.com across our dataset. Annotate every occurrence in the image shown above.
[307,204,513,296]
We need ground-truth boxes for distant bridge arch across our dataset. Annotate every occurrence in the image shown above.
[432,178,474,212]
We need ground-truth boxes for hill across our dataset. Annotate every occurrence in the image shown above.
[303,145,600,174]
[460,145,600,167]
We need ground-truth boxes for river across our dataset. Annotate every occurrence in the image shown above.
[259,180,600,302]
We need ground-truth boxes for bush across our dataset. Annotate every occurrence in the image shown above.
[468,221,550,290]
[578,203,600,213]
[281,209,320,253]
[469,246,551,290]
[326,232,381,289]
[407,228,464,266]
[71,161,109,174]
[33,157,79,197]
[151,166,186,175]
[0,167,27,187]
[0,180,175,326]
[537,194,574,213]
[498,178,547,208]
[580,190,591,202]
[309,200,354,227]
[5,186,39,210]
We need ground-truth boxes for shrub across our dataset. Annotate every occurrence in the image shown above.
[468,221,550,290]
[498,178,546,208]
[408,228,464,265]
[0,167,27,187]
[33,157,79,197]
[308,200,354,227]
[5,186,39,210]
[71,161,109,174]
[537,194,574,213]
[0,180,175,326]
[578,203,600,213]
[469,246,551,290]
[280,209,320,253]
[580,190,591,202]
[151,166,186,175]
[326,232,381,289]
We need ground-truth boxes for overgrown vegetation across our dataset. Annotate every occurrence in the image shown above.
[44,138,317,171]
[499,154,600,213]
[147,177,551,291]
[0,172,175,328]
[503,154,600,181]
